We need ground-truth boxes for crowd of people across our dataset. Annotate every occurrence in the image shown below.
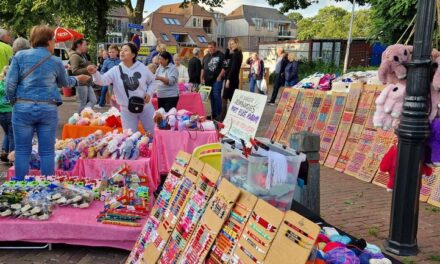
[0,24,300,179]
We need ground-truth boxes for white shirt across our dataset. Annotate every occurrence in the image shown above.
[92,61,155,109]
[176,64,189,83]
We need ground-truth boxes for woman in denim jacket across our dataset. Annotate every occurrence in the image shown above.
[6,25,89,180]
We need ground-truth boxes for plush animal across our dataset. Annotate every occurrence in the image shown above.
[378,44,412,84]
[119,132,141,160]
[429,56,440,121]
[68,113,80,125]
[154,108,169,129]
[80,107,95,119]
[373,83,406,130]
[136,136,150,158]
[77,118,90,126]
[429,118,440,166]
[380,141,433,191]
[167,108,177,130]
[102,134,124,159]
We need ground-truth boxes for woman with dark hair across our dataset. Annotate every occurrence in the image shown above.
[69,38,97,113]
[6,25,89,179]
[155,51,179,112]
[88,42,155,134]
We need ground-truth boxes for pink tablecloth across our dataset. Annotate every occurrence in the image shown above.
[0,201,144,250]
[152,92,205,115]
[8,157,159,192]
[151,127,219,180]
[7,168,71,179]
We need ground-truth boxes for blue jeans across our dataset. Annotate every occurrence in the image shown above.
[210,80,223,120]
[249,75,256,93]
[12,103,58,180]
[98,86,108,107]
[0,112,14,152]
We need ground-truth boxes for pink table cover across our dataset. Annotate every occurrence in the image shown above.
[0,201,144,250]
[150,127,219,180]
[152,92,205,116]
[7,157,158,193]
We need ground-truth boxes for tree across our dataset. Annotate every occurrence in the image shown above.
[287,12,303,24]
[368,0,417,44]
[295,6,372,40]
[265,0,368,13]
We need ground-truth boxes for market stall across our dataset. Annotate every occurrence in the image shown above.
[151,92,205,116]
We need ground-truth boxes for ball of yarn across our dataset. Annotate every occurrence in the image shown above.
[326,247,360,264]
[323,242,345,253]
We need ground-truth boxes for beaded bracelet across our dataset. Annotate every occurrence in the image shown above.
[285,230,312,249]
[249,223,272,240]
[251,212,277,232]
[242,234,267,254]
[245,231,267,247]
[284,220,315,240]
[237,243,263,264]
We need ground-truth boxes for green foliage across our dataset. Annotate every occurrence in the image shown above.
[287,12,303,24]
[266,0,368,13]
[402,257,416,264]
[428,255,440,262]
[368,0,417,44]
[367,226,380,238]
[296,6,373,40]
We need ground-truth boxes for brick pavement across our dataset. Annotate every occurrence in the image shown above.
[0,95,438,263]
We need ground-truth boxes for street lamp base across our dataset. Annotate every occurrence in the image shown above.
[384,239,419,256]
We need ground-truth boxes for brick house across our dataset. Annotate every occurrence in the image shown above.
[141,3,217,48]
[225,5,296,52]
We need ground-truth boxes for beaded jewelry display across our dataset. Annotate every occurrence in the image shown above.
[210,192,234,219]
[285,229,313,249]
[180,224,215,264]
[251,212,277,232]
[283,220,315,240]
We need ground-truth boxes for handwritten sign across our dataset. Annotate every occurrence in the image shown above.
[221,90,267,147]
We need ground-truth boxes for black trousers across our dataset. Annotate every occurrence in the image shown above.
[270,73,284,103]
[158,96,179,112]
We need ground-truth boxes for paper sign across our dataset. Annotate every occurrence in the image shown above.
[221,90,267,147]
[199,85,212,102]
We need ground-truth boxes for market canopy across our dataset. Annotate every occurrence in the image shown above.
[54,27,84,43]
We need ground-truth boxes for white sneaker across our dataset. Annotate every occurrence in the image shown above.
[94,104,102,109]
[386,188,393,192]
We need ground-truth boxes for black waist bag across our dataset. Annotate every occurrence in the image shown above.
[119,65,144,113]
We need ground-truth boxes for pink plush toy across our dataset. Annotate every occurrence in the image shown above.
[373,83,406,130]
[378,44,412,84]
[430,56,440,121]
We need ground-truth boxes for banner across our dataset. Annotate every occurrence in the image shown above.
[274,89,301,143]
[265,89,293,139]
[221,90,267,147]
[292,90,316,133]
[303,91,326,132]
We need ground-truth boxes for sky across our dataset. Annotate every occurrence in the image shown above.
[132,0,368,18]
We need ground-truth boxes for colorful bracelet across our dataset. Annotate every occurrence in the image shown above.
[284,220,315,240]
[242,234,267,254]
[238,243,263,264]
[245,231,267,247]
[285,230,313,249]
[251,212,277,232]
[249,223,272,240]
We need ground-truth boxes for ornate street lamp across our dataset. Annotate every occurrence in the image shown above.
[385,0,436,256]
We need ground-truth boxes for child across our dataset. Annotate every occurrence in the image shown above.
[0,65,14,163]
[96,44,121,108]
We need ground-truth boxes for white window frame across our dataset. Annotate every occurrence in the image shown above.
[255,19,262,31]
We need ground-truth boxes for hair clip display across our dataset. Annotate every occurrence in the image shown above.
[284,220,315,240]
[251,212,276,232]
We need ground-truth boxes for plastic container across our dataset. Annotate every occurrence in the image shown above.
[221,137,303,211]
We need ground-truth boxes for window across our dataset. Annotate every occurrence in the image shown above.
[163,18,171,25]
[197,35,207,43]
[193,18,197,27]
[173,19,181,25]
[268,21,274,32]
[255,19,262,31]
[161,33,169,42]
[192,17,201,27]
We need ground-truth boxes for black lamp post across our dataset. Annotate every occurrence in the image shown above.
[384,0,436,256]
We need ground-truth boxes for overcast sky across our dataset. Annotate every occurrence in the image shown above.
[134,0,368,18]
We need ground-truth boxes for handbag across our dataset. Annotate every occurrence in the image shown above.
[119,66,144,113]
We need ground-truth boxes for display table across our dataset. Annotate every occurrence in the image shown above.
[7,158,158,192]
[152,92,205,116]
[0,201,144,250]
[150,127,219,180]
[61,124,146,140]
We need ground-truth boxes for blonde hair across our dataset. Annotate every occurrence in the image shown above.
[147,63,158,74]
[288,53,296,61]
[229,37,241,51]
[0,66,9,81]
[157,44,167,53]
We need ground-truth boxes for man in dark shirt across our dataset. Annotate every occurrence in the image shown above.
[188,47,202,89]
[201,41,225,121]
